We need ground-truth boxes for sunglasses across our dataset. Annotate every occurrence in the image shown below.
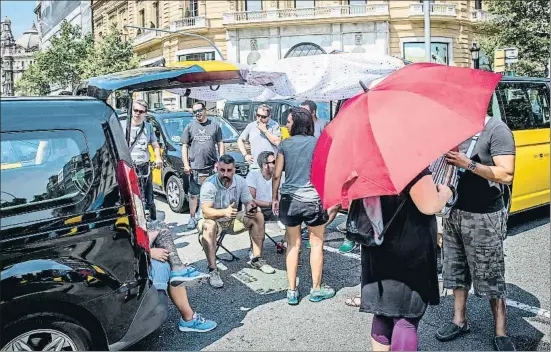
[257,114,270,119]
[193,108,204,114]
[133,108,146,114]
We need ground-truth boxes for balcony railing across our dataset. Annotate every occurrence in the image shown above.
[223,4,389,25]
[471,9,490,21]
[133,30,162,46]
[409,3,457,17]
[170,16,208,31]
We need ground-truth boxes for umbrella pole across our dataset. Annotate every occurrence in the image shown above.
[126,90,133,147]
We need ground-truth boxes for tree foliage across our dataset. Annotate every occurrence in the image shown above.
[475,0,550,76]
[15,21,138,96]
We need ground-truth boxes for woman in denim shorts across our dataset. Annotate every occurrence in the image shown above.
[272,107,334,305]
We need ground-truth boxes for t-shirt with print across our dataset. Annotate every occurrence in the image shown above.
[181,119,223,170]
[455,117,516,213]
[278,135,320,202]
[120,120,157,165]
[246,169,285,203]
[239,120,282,168]
[198,174,253,222]
[314,118,329,139]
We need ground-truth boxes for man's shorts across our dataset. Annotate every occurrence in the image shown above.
[196,212,253,238]
[278,194,328,228]
[150,259,171,292]
[442,208,508,299]
[260,207,278,222]
[188,169,214,197]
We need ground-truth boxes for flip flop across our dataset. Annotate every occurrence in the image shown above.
[345,295,361,307]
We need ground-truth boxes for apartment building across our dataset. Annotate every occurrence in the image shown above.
[91,0,489,107]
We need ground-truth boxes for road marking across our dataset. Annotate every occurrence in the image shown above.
[323,244,551,319]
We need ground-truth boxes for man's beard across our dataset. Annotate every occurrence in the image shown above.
[219,175,232,184]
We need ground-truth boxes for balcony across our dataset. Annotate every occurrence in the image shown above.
[222,4,389,25]
[471,9,490,21]
[170,16,209,32]
[408,3,457,17]
[133,30,163,47]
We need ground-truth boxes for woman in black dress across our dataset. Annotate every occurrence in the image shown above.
[361,169,452,351]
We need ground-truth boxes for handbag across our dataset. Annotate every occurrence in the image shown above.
[345,196,408,247]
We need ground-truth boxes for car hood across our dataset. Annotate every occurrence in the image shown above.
[225,142,245,163]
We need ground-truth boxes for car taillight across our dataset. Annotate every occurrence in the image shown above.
[117,160,150,252]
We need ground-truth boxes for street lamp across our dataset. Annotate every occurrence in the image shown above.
[470,42,480,69]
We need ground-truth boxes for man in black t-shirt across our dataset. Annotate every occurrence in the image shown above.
[436,116,516,351]
[181,102,225,230]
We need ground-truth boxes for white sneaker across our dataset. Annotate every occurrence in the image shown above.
[208,269,224,288]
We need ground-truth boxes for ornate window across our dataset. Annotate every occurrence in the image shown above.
[284,42,326,58]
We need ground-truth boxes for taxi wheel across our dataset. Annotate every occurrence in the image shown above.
[166,175,186,213]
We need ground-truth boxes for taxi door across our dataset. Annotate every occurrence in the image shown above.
[497,80,550,213]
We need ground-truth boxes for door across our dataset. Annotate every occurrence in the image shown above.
[147,116,164,189]
[497,80,550,212]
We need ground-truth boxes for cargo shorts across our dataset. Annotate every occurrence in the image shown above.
[442,208,508,299]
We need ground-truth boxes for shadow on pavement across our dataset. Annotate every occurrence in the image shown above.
[132,233,361,351]
[507,205,549,237]
[419,283,549,351]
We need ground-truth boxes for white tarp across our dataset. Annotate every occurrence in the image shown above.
[167,53,406,102]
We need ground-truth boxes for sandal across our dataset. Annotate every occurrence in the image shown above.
[345,295,361,307]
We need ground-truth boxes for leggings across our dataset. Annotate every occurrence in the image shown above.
[371,315,420,351]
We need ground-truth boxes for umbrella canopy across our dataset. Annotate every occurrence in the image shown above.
[311,63,502,209]
[167,53,406,102]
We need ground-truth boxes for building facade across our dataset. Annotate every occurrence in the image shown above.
[36,0,92,49]
[1,18,40,97]
[91,0,489,107]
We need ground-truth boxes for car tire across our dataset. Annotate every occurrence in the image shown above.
[1,312,94,351]
[165,175,187,213]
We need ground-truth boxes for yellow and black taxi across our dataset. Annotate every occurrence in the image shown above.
[118,109,249,213]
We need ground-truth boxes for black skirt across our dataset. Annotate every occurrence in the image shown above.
[359,169,440,318]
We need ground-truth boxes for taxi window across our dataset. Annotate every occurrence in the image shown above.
[1,130,94,214]
[226,103,251,123]
[498,82,550,130]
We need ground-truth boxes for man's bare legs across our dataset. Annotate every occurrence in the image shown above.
[199,220,218,271]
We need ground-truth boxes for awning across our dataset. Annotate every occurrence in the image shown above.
[76,61,244,99]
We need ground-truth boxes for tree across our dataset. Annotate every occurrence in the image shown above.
[15,21,138,96]
[14,59,50,96]
[81,25,139,78]
[475,0,550,77]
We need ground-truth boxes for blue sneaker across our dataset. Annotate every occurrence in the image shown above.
[170,266,209,287]
[287,289,299,305]
[301,228,309,240]
[178,313,217,333]
[309,284,336,302]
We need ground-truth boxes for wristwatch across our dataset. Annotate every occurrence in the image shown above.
[467,160,477,172]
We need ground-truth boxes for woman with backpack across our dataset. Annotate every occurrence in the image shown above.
[359,170,452,351]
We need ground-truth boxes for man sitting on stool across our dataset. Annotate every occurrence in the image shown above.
[246,151,285,229]
[197,154,276,289]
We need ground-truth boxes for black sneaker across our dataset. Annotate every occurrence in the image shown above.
[435,321,471,342]
[494,336,516,351]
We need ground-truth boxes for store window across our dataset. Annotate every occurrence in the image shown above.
[403,42,449,65]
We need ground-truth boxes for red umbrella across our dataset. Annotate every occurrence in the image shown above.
[311,63,502,209]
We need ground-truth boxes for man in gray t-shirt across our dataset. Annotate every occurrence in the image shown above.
[196,154,275,288]
[182,102,225,230]
[238,104,282,170]
[438,116,516,350]
[301,100,328,138]
[120,99,162,220]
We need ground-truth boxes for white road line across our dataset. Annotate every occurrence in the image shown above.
[323,244,551,319]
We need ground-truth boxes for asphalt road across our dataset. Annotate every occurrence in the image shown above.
[133,199,550,351]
